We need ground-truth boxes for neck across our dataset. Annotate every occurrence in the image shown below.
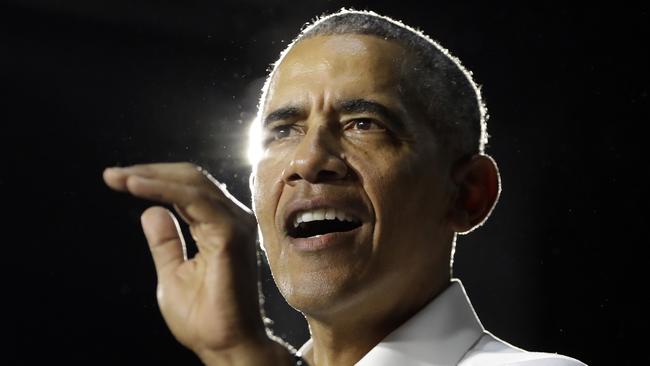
[300,275,451,366]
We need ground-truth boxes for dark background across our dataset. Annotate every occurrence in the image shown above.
[4,1,648,365]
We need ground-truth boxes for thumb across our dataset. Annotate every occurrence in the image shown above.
[141,206,187,278]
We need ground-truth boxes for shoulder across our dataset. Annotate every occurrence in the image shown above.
[458,332,587,366]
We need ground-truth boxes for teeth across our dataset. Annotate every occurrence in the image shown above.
[313,210,325,221]
[303,211,314,222]
[293,208,358,228]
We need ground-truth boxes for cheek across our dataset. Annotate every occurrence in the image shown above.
[345,144,408,233]
[357,146,448,245]
[252,158,285,251]
[348,139,416,197]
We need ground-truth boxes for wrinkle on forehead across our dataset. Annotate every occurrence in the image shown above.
[265,34,409,113]
[282,35,405,76]
[320,34,375,55]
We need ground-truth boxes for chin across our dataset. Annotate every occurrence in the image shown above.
[275,268,365,316]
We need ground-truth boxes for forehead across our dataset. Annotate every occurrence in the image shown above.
[264,34,408,112]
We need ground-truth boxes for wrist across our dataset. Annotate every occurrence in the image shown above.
[197,337,294,366]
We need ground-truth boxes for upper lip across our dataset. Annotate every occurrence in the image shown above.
[281,196,368,235]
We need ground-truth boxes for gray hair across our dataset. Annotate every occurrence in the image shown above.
[255,8,489,159]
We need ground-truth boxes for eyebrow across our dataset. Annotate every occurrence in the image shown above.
[338,98,402,128]
[263,106,303,127]
[262,98,404,129]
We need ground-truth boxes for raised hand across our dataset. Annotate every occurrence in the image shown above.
[103,163,293,365]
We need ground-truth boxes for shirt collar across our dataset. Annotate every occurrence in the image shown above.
[298,278,485,366]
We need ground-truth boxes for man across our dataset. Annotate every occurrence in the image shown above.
[103,9,586,366]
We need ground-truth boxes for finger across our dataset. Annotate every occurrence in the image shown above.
[141,206,187,278]
[129,176,256,254]
[104,163,207,188]
[125,175,240,223]
[103,167,130,192]
[104,163,253,214]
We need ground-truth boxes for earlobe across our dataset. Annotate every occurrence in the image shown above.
[448,154,501,234]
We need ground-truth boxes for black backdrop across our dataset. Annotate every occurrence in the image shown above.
[4,1,648,365]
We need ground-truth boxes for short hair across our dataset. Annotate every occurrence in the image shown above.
[255,8,488,160]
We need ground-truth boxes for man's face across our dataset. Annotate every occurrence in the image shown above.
[252,34,455,315]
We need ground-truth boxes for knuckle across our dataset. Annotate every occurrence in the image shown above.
[200,168,220,185]
[179,162,198,171]
[187,186,206,201]
[201,173,225,193]
[181,163,209,185]
[131,164,153,174]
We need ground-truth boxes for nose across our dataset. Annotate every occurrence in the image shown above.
[282,125,349,185]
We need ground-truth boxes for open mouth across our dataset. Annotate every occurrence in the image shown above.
[287,208,362,238]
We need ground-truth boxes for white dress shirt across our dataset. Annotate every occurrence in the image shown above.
[298,279,586,365]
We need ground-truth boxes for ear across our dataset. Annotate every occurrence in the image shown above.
[448,154,501,234]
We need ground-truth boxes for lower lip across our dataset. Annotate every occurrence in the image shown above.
[288,226,361,252]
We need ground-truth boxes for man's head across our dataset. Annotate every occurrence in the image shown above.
[254,9,489,163]
[250,10,500,320]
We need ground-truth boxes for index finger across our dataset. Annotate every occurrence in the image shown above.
[103,163,207,192]
[103,163,251,214]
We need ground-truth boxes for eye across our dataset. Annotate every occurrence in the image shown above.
[272,125,292,139]
[346,118,386,132]
[264,123,300,145]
